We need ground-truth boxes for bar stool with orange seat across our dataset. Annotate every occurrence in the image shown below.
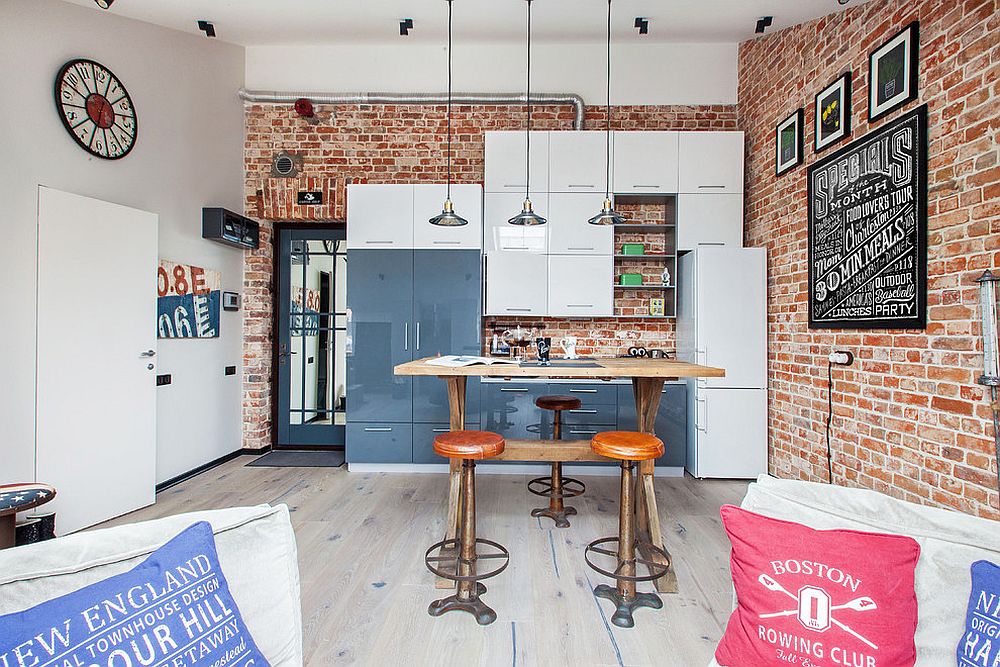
[584,431,670,628]
[528,395,586,527]
[424,430,510,625]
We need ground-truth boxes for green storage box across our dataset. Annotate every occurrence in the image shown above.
[620,273,643,286]
[621,243,646,256]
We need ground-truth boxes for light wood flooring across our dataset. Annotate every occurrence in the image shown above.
[103,457,748,666]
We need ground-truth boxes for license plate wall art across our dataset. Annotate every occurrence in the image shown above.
[156,260,221,338]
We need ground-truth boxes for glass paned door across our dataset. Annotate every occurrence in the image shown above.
[277,228,347,447]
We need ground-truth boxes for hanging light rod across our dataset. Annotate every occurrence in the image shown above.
[590,0,626,226]
[429,0,468,227]
[509,0,546,226]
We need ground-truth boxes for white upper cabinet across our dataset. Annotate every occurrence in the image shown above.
[346,184,414,249]
[485,252,548,316]
[483,192,549,253]
[612,131,679,194]
[547,193,613,255]
[677,132,745,194]
[548,255,613,317]
[676,193,744,251]
[548,131,609,193]
[412,184,483,249]
[484,131,549,195]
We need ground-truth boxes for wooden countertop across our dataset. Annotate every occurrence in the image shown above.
[394,356,726,379]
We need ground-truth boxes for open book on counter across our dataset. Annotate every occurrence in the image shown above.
[424,355,521,368]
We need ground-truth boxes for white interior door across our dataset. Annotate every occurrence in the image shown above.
[36,187,158,534]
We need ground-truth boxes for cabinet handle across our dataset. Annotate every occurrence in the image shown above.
[504,184,527,188]
[416,322,420,351]
[365,240,394,244]
[404,322,408,351]
[566,304,593,308]
[569,409,598,414]
[505,246,531,251]
[697,185,727,190]
[570,389,598,393]
[567,184,595,188]
[697,242,725,246]
[432,240,462,245]
[505,308,532,312]
[364,427,393,432]
[633,185,661,189]
[567,247,594,251]
[432,428,450,433]
[500,388,528,392]
[569,429,598,435]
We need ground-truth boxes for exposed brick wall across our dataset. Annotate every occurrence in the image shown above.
[739,0,1000,518]
[242,103,736,450]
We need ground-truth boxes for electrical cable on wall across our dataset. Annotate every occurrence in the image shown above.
[826,351,854,485]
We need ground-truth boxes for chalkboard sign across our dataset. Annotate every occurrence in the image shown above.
[807,104,927,329]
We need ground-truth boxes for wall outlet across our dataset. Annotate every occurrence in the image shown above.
[156,374,172,386]
[225,366,237,376]
[828,350,854,366]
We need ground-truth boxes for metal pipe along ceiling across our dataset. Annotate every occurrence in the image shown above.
[238,89,587,130]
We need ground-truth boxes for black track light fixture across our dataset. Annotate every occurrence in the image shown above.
[429,0,468,227]
[94,0,114,8]
[198,20,216,37]
[634,17,649,35]
[755,16,773,34]
[400,18,414,36]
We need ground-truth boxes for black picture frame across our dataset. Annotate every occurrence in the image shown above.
[868,21,919,123]
[807,105,928,329]
[775,108,804,176]
[814,73,852,152]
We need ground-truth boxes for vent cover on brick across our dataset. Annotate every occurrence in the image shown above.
[271,151,301,178]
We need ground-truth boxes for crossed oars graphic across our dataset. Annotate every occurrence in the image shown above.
[757,574,879,650]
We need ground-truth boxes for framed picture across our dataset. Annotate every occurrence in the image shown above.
[815,73,852,152]
[775,108,804,176]
[807,105,928,329]
[868,21,919,123]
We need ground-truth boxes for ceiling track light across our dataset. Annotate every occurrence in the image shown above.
[400,18,414,36]
[590,0,626,226]
[755,16,773,34]
[429,0,468,227]
[509,0,546,226]
[634,17,649,35]
[94,0,114,8]
[198,20,216,37]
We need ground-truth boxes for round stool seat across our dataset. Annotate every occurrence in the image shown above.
[591,431,663,461]
[433,430,505,460]
[535,395,582,411]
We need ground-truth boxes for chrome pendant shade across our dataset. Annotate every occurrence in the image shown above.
[508,0,546,227]
[429,0,468,227]
[589,0,625,226]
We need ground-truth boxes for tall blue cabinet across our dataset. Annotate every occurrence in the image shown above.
[346,249,482,463]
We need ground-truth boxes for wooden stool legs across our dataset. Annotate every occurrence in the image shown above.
[529,409,585,528]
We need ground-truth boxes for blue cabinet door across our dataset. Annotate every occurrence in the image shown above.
[346,423,413,463]
[412,250,482,423]
[412,423,452,464]
[617,383,687,468]
[346,249,413,423]
[483,382,548,441]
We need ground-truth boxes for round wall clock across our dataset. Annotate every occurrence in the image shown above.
[54,59,137,160]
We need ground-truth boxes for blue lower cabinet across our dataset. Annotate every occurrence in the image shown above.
[561,405,618,428]
[346,423,413,463]
[616,383,688,468]
[412,423,452,464]
[483,383,548,440]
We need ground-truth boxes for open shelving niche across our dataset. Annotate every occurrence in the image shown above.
[611,194,677,319]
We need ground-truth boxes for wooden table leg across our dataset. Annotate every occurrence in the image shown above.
[631,377,678,594]
[436,376,467,590]
[0,515,14,550]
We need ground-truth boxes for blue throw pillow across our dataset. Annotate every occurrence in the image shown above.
[958,560,1000,667]
[0,521,271,667]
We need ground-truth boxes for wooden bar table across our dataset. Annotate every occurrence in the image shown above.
[394,357,725,594]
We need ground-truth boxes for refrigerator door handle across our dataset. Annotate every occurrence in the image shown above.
[404,322,408,352]
[695,395,708,432]
[696,347,709,386]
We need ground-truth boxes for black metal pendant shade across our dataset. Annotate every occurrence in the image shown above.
[508,198,547,226]
[588,198,626,226]
[429,199,469,227]
[429,0,468,227]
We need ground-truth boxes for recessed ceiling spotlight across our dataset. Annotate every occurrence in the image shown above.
[634,17,649,35]
[400,18,414,36]
[755,16,773,34]
[838,0,851,5]
[94,0,114,8]
[197,20,216,37]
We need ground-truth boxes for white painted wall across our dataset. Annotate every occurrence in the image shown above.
[0,0,247,485]
[246,41,738,106]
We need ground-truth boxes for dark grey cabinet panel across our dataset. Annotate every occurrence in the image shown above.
[346,250,413,423]
[483,383,548,441]
[412,250,482,423]
[346,423,412,463]
[553,383,618,405]
[616,383,687,467]
[412,423,452,464]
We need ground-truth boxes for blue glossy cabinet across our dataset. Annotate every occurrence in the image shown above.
[482,382,548,440]
[616,383,687,468]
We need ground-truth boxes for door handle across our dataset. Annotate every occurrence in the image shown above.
[416,322,420,351]
[499,388,528,392]
[404,322,408,352]
[364,427,393,432]
[695,396,708,432]
[140,350,156,358]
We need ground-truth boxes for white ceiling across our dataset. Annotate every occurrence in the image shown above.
[62,0,869,46]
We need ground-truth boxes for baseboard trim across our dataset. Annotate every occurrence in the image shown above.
[156,447,271,493]
[347,463,685,477]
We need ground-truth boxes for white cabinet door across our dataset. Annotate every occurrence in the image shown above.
[689,388,767,479]
[548,255,613,317]
[347,184,414,248]
[485,252,548,316]
[613,131,679,194]
[412,184,483,249]
[484,131,549,194]
[549,131,609,193]
[547,193,613,255]
[484,192,548,253]
[678,132,745,194]
[676,193,744,251]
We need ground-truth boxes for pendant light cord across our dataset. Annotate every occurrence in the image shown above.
[525,0,532,200]
[605,0,612,200]
[446,0,454,200]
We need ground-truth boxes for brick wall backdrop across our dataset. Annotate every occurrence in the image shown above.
[739,0,999,518]
[242,103,737,450]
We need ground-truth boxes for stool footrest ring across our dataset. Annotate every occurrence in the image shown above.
[424,538,510,582]
[584,537,670,583]
[527,476,585,499]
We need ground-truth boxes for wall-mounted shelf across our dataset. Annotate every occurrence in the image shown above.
[613,223,674,232]
[614,284,674,290]
[614,254,675,260]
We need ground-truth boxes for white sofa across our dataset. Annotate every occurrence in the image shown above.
[710,475,1000,666]
[0,504,302,666]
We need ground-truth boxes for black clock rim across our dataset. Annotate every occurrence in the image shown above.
[53,58,138,161]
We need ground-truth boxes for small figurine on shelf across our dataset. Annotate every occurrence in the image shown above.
[661,267,671,287]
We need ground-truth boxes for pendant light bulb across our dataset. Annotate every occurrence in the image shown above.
[590,0,626,226]
[508,0,546,226]
[429,0,468,226]
[508,198,547,226]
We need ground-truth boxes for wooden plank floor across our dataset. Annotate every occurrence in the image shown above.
[101,457,748,667]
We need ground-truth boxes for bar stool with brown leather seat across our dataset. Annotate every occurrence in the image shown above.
[584,431,670,628]
[529,395,586,527]
[424,430,510,625]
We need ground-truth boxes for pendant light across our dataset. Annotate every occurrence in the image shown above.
[588,0,626,226]
[429,0,469,226]
[508,0,546,226]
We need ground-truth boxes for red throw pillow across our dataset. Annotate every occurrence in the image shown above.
[715,505,920,667]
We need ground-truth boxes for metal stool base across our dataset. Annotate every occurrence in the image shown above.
[424,538,510,582]
[593,584,662,628]
[428,583,497,625]
[584,537,671,582]
[530,505,577,528]
[527,475,585,499]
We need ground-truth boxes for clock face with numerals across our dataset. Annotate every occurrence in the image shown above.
[54,59,137,160]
